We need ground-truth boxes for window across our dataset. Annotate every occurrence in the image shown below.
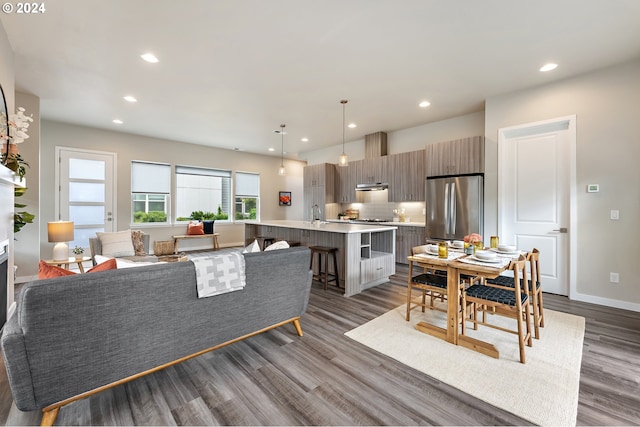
[131,161,170,223]
[175,165,231,221]
[235,172,260,221]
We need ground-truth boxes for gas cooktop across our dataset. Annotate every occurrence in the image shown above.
[353,218,392,223]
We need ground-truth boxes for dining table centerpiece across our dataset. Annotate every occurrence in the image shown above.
[463,233,483,254]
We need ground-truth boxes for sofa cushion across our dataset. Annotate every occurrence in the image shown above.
[95,254,164,269]
[265,240,290,251]
[38,261,76,279]
[97,230,135,257]
[87,258,117,273]
[243,239,261,253]
[38,258,117,279]
[131,230,147,256]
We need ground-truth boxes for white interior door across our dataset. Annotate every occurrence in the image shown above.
[56,148,116,251]
[498,116,576,296]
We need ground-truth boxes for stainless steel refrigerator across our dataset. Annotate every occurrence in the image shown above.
[425,174,483,241]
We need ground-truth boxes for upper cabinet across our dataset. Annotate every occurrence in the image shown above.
[335,164,357,203]
[303,163,336,220]
[425,136,485,177]
[388,149,426,202]
[355,156,388,184]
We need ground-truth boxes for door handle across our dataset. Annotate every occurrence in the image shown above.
[553,227,568,233]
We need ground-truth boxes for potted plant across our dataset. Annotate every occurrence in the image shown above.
[72,246,85,261]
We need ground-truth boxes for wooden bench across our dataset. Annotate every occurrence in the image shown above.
[172,233,220,253]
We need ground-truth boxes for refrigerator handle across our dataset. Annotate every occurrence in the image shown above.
[450,182,456,235]
[444,182,449,235]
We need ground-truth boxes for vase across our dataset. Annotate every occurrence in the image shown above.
[75,254,84,261]
[2,142,19,159]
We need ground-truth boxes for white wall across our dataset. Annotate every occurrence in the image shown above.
[300,111,485,165]
[13,92,39,279]
[484,59,640,310]
[27,120,306,280]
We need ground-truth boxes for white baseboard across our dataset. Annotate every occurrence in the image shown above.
[571,291,640,313]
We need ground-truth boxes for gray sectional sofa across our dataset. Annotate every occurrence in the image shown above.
[1,246,312,425]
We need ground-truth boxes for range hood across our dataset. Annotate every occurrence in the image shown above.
[356,182,389,191]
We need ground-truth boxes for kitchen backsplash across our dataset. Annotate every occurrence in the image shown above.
[332,190,426,223]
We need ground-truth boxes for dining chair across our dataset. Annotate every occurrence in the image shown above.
[406,245,475,334]
[406,245,448,321]
[484,248,544,339]
[462,255,532,364]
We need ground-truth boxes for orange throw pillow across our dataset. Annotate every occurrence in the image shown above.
[87,258,117,273]
[38,260,76,279]
[38,258,117,279]
[187,222,204,235]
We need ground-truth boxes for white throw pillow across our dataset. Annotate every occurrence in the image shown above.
[242,239,261,253]
[94,255,113,265]
[96,254,165,269]
[97,230,135,257]
[264,240,290,251]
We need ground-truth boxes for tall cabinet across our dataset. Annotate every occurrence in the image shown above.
[303,163,336,221]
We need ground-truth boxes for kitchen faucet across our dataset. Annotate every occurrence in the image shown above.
[311,204,321,222]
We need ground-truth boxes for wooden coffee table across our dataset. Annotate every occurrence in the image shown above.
[44,256,92,273]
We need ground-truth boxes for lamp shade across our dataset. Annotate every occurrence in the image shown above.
[48,221,74,262]
[48,221,75,242]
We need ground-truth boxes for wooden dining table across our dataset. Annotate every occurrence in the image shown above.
[407,250,515,358]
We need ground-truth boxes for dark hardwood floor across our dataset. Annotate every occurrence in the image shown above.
[1,264,639,425]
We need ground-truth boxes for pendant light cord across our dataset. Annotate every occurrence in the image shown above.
[341,100,347,153]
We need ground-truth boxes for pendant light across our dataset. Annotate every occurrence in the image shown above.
[278,123,286,176]
[338,99,348,167]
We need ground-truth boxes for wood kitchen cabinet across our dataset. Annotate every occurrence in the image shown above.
[395,225,426,264]
[388,149,426,202]
[425,136,484,177]
[303,163,336,221]
[355,156,388,184]
[335,163,357,203]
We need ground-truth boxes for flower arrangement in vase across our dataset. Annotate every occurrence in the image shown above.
[463,233,483,254]
[1,107,36,234]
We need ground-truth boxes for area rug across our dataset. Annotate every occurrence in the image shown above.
[345,304,585,426]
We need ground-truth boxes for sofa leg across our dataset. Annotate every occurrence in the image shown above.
[41,407,59,426]
[292,318,303,337]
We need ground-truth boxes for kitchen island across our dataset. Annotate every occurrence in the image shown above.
[245,221,396,296]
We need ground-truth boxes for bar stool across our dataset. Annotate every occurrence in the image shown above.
[309,246,339,290]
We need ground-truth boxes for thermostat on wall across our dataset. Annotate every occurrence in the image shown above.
[587,184,599,193]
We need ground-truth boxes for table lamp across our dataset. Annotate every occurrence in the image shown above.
[48,221,75,261]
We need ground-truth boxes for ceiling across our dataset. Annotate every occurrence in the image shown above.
[2,0,640,159]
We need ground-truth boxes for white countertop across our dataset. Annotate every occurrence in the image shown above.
[253,220,397,234]
[327,219,424,227]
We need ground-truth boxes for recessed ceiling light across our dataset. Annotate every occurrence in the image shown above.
[419,100,431,108]
[348,123,357,129]
[140,53,159,63]
[268,147,275,152]
[112,119,123,124]
[540,63,558,72]
[124,95,137,103]
[301,137,309,142]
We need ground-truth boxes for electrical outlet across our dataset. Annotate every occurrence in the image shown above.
[609,272,619,283]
